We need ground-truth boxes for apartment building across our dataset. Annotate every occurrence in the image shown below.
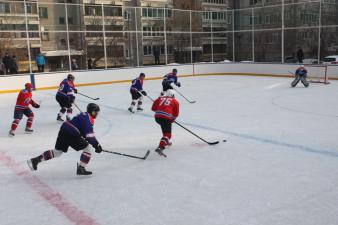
[231,0,338,62]
[1,0,337,73]
[0,0,40,73]
[201,0,230,61]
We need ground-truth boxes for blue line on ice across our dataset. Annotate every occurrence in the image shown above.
[44,92,338,159]
[100,103,338,159]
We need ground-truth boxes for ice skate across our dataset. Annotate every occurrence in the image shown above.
[77,163,92,175]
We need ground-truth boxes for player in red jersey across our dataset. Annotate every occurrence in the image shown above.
[151,89,179,157]
[9,83,40,137]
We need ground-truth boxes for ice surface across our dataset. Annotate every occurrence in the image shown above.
[0,76,338,225]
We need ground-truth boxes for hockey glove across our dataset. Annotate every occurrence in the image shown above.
[141,90,147,96]
[73,88,78,94]
[32,102,40,108]
[175,82,181,87]
[94,144,102,153]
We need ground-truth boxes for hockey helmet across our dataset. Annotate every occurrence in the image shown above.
[25,83,33,91]
[67,74,75,81]
[87,103,100,118]
[172,68,177,74]
[166,89,175,98]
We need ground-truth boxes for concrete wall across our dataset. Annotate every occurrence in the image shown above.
[1,63,337,93]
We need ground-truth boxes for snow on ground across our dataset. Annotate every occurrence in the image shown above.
[0,75,338,225]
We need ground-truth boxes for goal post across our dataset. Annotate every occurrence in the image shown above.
[305,64,329,84]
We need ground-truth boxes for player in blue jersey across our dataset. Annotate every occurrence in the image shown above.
[162,68,181,93]
[27,103,102,176]
[128,73,147,113]
[291,65,309,87]
[56,74,78,122]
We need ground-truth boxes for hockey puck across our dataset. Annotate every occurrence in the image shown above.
[223,140,226,142]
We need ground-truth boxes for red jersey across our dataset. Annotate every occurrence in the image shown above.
[152,96,179,121]
[15,89,36,110]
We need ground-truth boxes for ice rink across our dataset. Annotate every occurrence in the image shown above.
[0,75,338,225]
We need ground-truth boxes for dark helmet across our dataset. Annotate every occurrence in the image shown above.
[87,103,100,118]
[67,74,75,81]
[139,72,145,77]
[172,68,177,73]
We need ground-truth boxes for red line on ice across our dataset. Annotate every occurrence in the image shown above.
[0,152,100,225]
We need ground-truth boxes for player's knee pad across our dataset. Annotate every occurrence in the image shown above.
[60,107,67,114]
[11,119,21,130]
[80,145,92,165]
[13,119,21,125]
[164,132,172,140]
[52,149,63,158]
[131,100,137,106]
[26,110,34,119]
[42,149,62,161]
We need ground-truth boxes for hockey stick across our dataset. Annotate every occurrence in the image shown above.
[77,92,100,101]
[144,93,222,145]
[288,71,295,75]
[172,87,196,104]
[102,149,150,160]
[73,102,83,112]
[174,121,220,145]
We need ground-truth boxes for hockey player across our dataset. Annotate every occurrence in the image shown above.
[151,89,179,157]
[128,73,147,113]
[291,65,309,87]
[27,103,102,176]
[56,74,77,121]
[162,68,181,93]
[9,83,40,137]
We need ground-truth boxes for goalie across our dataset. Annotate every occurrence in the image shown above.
[291,65,309,88]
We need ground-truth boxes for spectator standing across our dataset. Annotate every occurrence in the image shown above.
[88,58,93,70]
[154,47,160,65]
[2,52,11,74]
[9,55,18,74]
[35,53,46,72]
[0,61,5,75]
[296,47,304,63]
[71,58,78,70]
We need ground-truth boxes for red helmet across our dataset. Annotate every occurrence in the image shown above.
[25,83,33,89]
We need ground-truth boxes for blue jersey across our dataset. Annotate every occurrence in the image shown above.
[60,112,99,147]
[57,79,75,97]
[130,78,143,92]
[296,68,307,76]
[162,72,178,85]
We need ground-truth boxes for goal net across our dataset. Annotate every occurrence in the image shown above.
[305,65,329,84]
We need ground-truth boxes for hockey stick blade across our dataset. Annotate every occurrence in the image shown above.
[189,100,197,104]
[78,92,100,101]
[102,149,149,160]
[143,150,151,160]
[207,141,220,145]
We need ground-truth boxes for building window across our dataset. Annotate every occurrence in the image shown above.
[59,17,65,24]
[60,39,67,46]
[250,0,262,5]
[68,17,73,24]
[142,8,172,19]
[143,45,152,56]
[39,7,48,19]
[42,32,49,41]
[0,3,10,13]
[26,4,32,14]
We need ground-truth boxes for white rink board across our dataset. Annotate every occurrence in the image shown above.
[0,63,337,92]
